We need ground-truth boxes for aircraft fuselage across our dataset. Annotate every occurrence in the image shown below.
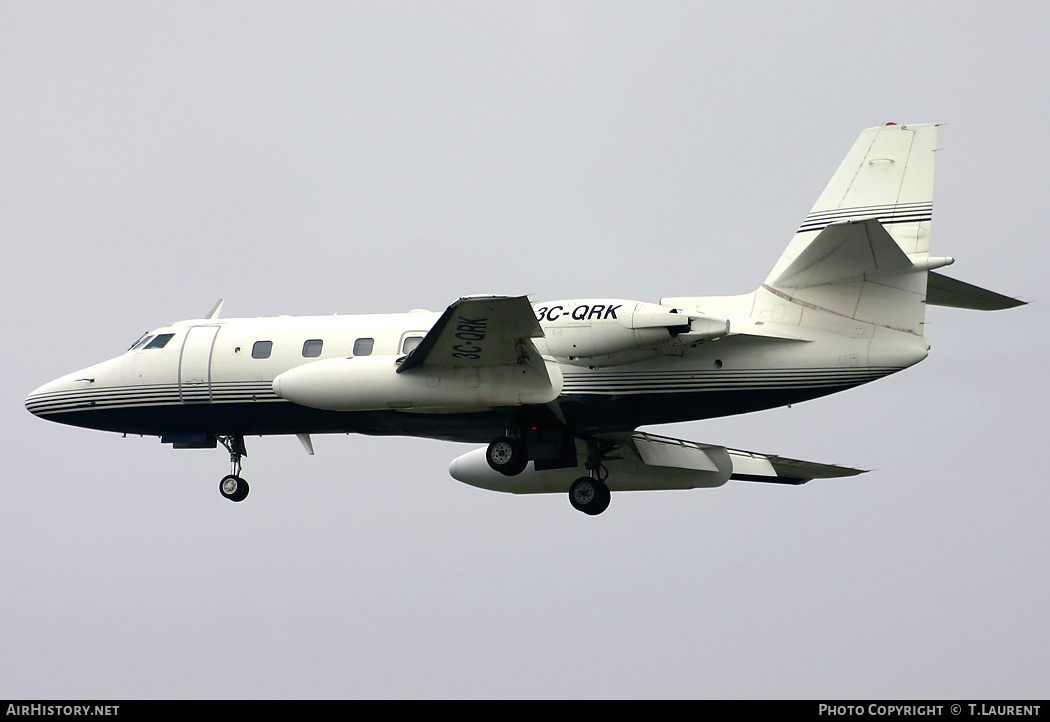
[25,295,926,444]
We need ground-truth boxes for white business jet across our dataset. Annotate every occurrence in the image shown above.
[26,123,1023,514]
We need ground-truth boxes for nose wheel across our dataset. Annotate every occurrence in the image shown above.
[218,435,249,502]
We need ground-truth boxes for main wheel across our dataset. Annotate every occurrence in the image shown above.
[486,436,528,476]
[219,474,249,502]
[568,477,611,515]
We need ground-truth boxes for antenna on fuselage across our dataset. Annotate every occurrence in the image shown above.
[205,299,224,320]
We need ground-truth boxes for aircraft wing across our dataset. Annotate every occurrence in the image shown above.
[722,445,866,484]
[398,295,544,373]
[274,294,557,411]
[450,429,867,494]
[629,432,865,485]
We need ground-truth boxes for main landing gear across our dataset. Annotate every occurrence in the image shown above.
[217,435,249,502]
[568,438,615,516]
[568,476,610,516]
[485,432,615,516]
[485,436,529,477]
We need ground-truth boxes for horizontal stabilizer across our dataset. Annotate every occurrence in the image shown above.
[927,272,1026,310]
[770,219,911,289]
[769,219,953,290]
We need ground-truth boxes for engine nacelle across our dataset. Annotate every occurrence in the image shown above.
[533,299,728,365]
[273,355,561,412]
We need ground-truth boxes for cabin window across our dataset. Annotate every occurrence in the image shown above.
[145,333,175,349]
[252,340,273,359]
[353,337,374,356]
[302,339,323,358]
[401,336,423,354]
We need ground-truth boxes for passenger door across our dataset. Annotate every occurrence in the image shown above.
[179,325,220,403]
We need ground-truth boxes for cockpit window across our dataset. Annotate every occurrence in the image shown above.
[145,333,175,349]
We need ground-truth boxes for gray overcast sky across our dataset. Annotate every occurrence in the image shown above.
[2,1,1046,699]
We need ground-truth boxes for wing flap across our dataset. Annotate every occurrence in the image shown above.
[631,432,732,474]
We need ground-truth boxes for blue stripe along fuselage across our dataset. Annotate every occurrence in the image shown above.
[25,367,895,443]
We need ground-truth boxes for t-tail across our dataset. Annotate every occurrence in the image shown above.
[761,122,1023,337]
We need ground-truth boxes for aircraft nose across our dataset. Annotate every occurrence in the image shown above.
[25,376,71,418]
[25,368,98,420]
[25,379,58,418]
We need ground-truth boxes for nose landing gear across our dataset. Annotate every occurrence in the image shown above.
[217,435,249,502]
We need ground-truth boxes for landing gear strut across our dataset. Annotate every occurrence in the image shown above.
[217,435,249,502]
[568,438,616,516]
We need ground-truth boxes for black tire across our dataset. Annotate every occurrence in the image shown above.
[568,477,611,515]
[486,437,528,476]
[219,474,249,502]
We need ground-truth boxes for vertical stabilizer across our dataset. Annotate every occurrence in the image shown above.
[764,123,939,335]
